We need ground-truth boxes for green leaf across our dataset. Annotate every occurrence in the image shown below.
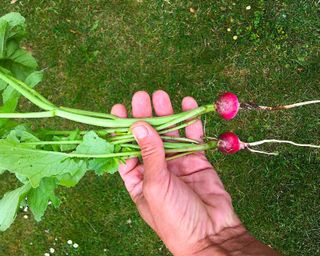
[57,167,88,187]
[6,125,40,144]
[0,79,7,90]
[89,158,119,175]
[0,20,8,58]
[1,71,43,116]
[0,138,87,187]
[0,100,17,128]
[0,120,17,135]
[24,70,43,88]
[52,129,80,152]
[15,174,28,184]
[7,48,37,70]
[0,12,25,30]
[75,131,117,175]
[28,178,60,222]
[0,183,31,231]
[75,131,114,155]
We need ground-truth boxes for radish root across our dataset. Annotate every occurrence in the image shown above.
[241,100,320,110]
[246,139,320,149]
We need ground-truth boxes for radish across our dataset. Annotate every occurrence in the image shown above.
[218,132,242,154]
[218,132,320,155]
[215,92,240,120]
[215,92,320,121]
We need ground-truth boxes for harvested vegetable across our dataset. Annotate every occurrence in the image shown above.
[0,12,319,231]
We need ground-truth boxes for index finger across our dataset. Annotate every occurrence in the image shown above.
[182,96,204,142]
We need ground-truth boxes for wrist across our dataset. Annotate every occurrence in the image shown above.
[179,225,278,256]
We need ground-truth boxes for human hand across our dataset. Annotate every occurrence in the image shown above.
[111,90,278,256]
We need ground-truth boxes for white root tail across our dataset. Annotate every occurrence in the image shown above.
[246,147,279,156]
[258,100,320,110]
[247,139,320,149]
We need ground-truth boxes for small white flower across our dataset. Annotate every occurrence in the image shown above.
[67,240,73,245]
[73,243,79,249]
[233,35,238,40]
[48,201,52,205]
[30,242,33,245]
[23,215,28,219]
[246,5,251,10]
[23,207,28,212]
[44,253,50,256]
[126,219,132,224]
[103,249,107,252]
[49,248,55,253]
[227,28,231,32]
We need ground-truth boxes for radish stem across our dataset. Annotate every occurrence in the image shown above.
[166,151,196,161]
[0,111,56,119]
[59,106,117,119]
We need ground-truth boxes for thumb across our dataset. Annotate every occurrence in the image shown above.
[131,121,168,183]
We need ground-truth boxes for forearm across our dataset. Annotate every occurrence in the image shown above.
[191,226,279,256]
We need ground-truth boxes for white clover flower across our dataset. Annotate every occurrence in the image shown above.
[233,35,238,40]
[246,5,251,10]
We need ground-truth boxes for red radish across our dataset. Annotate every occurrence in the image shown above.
[216,92,240,120]
[217,131,320,155]
[218,132,242,154]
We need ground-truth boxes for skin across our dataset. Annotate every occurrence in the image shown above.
[110,90,279,256]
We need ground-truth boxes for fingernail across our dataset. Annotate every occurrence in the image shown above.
[132,125,149,140]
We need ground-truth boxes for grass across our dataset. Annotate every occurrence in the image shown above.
[0,0,319,255]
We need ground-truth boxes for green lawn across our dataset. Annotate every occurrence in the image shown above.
[0,0,319,255]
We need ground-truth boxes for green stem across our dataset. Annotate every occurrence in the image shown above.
[158,119,197,134]
[69,151,141,158]
[39,120,198,138]
[166,151,196,161]
[0,69,55,110]
[38,128,130,136]
[0,69,216,128]
[23,140,197,150]
[109,134,198,144]
[160,136,199,144]
[55,107,204,128]
[68,141,217,158]
[162,142,196,149]
[23,140,82,146]
[165,141,217,153]
[120,142,196,150]
[119,144,140,149]
[156,105,215,131]
[0,111,55,119]
[60,106,117,119]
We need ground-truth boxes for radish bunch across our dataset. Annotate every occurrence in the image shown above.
[0,12,319,232]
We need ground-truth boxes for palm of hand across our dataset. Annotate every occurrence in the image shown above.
[111,90,240,255]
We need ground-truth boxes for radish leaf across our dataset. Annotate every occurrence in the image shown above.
[0,138,87,187]
[28,178,60,222]
[0,183,31,231]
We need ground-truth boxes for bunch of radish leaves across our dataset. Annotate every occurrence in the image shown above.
[0,13,119,231]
